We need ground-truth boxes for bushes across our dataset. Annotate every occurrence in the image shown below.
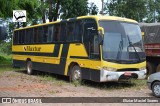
[0,42,12,55]
[0,55,6,62]
[0,53,12,65]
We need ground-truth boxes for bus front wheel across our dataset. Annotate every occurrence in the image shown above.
[27,61,33,75]
[71,65,82,82]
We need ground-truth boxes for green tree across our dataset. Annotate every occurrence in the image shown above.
[0,0,19,19]
[60,0,88,19]
[105,0,147,22]
[88,2,99,15]
[0,0,42,25]
[47,0,61,22]
[155,0,160,22]
[144,0,156,22]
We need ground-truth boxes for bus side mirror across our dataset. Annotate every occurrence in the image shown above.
[98,27,104,35]
[98,27,104,45]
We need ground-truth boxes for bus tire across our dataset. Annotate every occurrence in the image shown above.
[71,65,82,82]
[26,61,33,75]
[147,62,155,76]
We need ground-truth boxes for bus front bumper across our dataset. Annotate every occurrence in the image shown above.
[100,69,146,82]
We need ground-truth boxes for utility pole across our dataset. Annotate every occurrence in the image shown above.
[101,0,104,15]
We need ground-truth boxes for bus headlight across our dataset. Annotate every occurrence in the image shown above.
[103,67,117,72]
[139,66,146,71]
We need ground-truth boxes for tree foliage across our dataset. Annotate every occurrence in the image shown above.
[60,0,88,19]
[105,0,160,22]
[105,0,147,22]
[0,0,99,42]
[0,0,41,21]
[88,2,99,15]
[0,0,18,18]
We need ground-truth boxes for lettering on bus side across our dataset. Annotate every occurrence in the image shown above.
[24,46,41,52]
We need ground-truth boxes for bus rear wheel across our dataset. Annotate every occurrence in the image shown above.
[71,65,82,82]
[27,61,33,75]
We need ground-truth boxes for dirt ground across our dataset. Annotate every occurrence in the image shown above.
[0,70,159,106]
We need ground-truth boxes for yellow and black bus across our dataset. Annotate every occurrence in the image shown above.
[12,15,146,82]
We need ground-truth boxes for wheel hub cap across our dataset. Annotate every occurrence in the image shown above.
[74,70,81,80]
[154,85,160,96]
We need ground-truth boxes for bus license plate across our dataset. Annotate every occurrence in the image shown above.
[124,72,132,76]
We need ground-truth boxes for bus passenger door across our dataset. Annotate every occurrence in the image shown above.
[89,33,100,60]
[83,20,101,81]
[83,19,98,58]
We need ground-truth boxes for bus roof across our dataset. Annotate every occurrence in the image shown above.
[14,15,137,31]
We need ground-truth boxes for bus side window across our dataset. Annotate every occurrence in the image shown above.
[19,30,22,44]
[43,26,48,43]
[22,30,25,44]
[34,27,38,43]
[67,22,75,42]
[83,19,97,43]
[60,23,67,42]
[38,26,43,43]
[74,20,82,42]
[47,25,54,43]
[30,28,34,43]
[23,30,26,44]
[26,29,30,44]
[19,30,25,44]
[54,24,60,42]
[14,31,19,45]
[51,25,54,42]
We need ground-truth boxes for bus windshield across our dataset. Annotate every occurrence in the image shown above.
[99,21,146,64]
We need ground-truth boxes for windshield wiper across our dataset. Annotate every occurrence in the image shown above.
[126,35,141,62]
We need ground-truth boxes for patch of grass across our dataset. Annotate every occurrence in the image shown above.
[48,90,56,94]
[56,81,65,86]
[130,79,147,90]
[0,54,13,73]
[0,53,19,74]
[79,79,147,90]
[36,73,66,86]
[37,74,56,81]
[72,80,82,87]
[0,53,12,65]
[0,65,14,72]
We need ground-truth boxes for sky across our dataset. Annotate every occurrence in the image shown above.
[88,0,102,12]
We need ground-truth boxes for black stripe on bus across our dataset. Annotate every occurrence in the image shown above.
[33,44,70,75]
[70,56,88,59]
[12,44,60,57]
[58,44,70,74]
[53,44,60,57]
